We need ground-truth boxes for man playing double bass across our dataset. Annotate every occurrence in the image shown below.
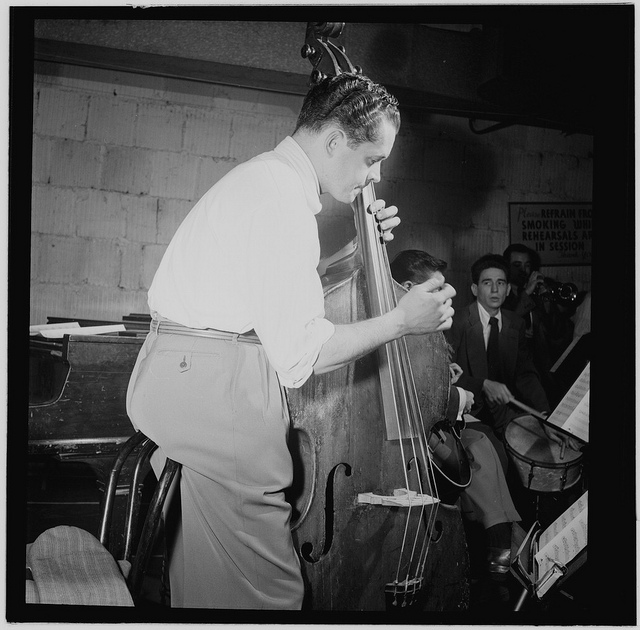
[126,72,456,609]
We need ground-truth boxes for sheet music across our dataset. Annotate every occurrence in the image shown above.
[535,491,588,587]
[545,363,589,442]
[537,491,588,549]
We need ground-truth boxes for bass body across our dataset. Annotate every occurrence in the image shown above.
[286,21,469,612]
[286,267,470,612]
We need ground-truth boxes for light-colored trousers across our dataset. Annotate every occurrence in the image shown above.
[459,426,521,530]
[126,329,305,609]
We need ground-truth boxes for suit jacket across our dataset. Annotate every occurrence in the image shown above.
[445,302,550,435]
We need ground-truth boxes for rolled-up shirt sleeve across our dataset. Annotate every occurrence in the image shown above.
[243,178,335,388]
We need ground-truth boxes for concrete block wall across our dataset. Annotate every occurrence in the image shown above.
[30,61,592,325]
[30,62,301,325]
[384,114,593,306]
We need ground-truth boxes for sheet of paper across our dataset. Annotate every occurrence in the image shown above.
[38,324,126,338]
[535,491,588,581]
[538,491,588,549]
[30,322,81,335]
[546,363,589,442]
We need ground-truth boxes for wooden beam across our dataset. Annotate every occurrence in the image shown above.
[34,38,311,96]
[33,37,592,135]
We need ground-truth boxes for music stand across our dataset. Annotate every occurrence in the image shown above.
[510,491,588,612]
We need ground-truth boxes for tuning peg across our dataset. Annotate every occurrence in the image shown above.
[311,69,326,84]
[301,44,315,59]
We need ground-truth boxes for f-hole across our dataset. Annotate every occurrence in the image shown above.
[299,462,352,563]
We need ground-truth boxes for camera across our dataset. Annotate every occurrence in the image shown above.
[537,277,578,305]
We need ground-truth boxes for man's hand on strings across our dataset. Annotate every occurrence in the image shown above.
[395,275,456,334]
[368,199,400,242]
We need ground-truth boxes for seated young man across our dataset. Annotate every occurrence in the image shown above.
[444,252,579,456]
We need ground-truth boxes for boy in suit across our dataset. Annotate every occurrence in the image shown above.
[445,253,579,454]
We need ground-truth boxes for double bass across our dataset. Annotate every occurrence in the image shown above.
[286,23,470,612]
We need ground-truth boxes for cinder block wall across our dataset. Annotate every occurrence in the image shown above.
[30,62,592,324]
[381,112,593,305]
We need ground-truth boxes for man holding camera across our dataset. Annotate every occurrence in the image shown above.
[502,244,574,404]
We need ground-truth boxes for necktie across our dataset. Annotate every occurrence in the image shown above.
[487,316,501,381]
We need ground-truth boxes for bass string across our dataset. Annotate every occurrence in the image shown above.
[367,198,441,595]
[358,185,414,497]
[399,337,441,583]
[387,333,441,592]
[357,192,420,590]
[384,253,444,595]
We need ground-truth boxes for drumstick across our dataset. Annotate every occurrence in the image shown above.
[511,397,568,458]
[509,397,547,421]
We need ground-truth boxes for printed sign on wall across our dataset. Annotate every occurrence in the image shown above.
[508,202,592,266]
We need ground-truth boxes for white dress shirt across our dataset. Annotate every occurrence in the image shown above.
[476,302,503,350]
[148,136,336,388]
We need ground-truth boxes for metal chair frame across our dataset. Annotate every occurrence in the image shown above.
[97,431,180,603]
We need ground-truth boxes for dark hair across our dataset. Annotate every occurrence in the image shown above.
[502,243,541,271]
[471,254,509,284]
[390,249,447,284]
[293,72,400,146]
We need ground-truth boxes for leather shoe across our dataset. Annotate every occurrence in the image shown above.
[487,547,511,577]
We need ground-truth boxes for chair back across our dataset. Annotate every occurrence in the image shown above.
[98,431,181,602]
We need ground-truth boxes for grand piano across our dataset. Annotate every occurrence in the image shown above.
[28,315,152,555]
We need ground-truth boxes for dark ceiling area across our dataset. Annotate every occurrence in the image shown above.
[14,7,635,138]
[474,19,602,135]
[415,8,631,136]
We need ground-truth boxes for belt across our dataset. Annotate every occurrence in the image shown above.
[150,319,261,344]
